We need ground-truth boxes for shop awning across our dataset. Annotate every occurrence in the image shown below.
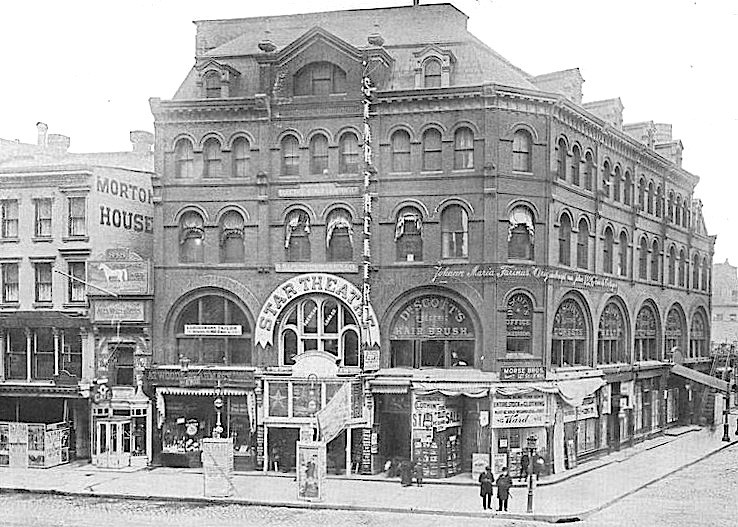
[367,378,410,394]
[155,386,256,429]
[412,382,489,398]
[0,384,81,398]
[670,364,728,393]
[556,377,606,407]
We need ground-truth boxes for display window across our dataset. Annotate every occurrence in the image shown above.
[551,298,589,367]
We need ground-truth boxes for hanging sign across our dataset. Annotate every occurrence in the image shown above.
[184,325,242,336]
[491,393,549,428]
[563,396,599,422]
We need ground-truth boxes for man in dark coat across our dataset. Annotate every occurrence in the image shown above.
[478,466,494,510]
[519,452,530,481]
[399,459,413,486]
[496,466,513,512]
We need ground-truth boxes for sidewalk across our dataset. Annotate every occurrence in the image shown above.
[2,415,737,523]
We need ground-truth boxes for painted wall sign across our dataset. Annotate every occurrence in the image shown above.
[363,348,380,372]
[390,295,474,339]
[563,395,599,422]
[145,368,255,388]
[184,324,242,336]
[93,300,145,322]
[431,264,618,293]
[255,273,380,348]
[500,366,545,381]
[88,259,149,295]
[491,393,549,428]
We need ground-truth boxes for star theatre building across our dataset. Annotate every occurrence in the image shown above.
[149,3,715,478]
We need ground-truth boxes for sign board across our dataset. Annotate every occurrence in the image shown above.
[297,441,326,502]
[563,396,599,423]
[315,383,351,444]
[491,393,549,428]
[391,295,474,339]
[184,325,242,336]
[471,453,490,481]
[493,453,508,477]
[93,300,145,322]
[146,368,255,389]
[363,347,380,371]
[202,438,234,497]
[500,366,545,381]
[88,260,149,295]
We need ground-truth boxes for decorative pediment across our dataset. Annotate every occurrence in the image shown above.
[195,59,241,97]
[276,27,363,67]
[291,350,340,378]
[413,44,456,88]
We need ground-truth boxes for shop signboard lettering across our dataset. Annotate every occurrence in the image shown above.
[563,396,599,423]
[88,259,149,295]
[412,396,460,431]
[431,264,618,293]
[391,295,474,340]
[500,366,545,381]
[363,347,380,371]
[145,368,255,388]
[255,273,380,348]
[491,393,548,428]
[184,325,242,336]
[93,300,145,322]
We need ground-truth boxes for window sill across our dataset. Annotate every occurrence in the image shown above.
[511,170,534,176]
[0,302,20,309]
[32,302,54,309]
[62,302,88,309]
[390,260,425,266]
[62,236,89,243]
[440,258,469,264]
[0,238,19,244]
[32,237,54,243]
[275,261,358,273]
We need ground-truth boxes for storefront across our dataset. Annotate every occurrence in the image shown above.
[633,369,666,438]
[563,394,600,466]
[146,367,257,469]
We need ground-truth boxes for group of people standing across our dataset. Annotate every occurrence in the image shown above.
[478,466,512,512]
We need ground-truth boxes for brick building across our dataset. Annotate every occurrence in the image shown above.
[712,260,738,346]
[148,3,715,477]
[0,125,155,468]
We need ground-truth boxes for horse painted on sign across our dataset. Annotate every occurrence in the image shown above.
[98,263,128,282]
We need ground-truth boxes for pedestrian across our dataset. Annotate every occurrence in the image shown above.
[519,452,530,481]
[478,466,494,510]
[413,460,424,487]
[496,466,513,512]
[399,459,413,487]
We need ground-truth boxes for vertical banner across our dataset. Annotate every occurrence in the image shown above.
[361,66,376,358]
[297,441,326,502]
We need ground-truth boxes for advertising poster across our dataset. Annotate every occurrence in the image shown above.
[297,441,326,502]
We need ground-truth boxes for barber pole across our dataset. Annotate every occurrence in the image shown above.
[361,66,376,357]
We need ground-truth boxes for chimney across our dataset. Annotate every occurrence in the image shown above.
[583,98,624,129]
[532,69,584,105]
[47,134,70,153]
[36,122,48,147]
[130,130,154,154]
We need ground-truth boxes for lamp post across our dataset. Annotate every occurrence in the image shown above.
[213,383,224,439]
[526,435,538,513]
[722,391,731,442]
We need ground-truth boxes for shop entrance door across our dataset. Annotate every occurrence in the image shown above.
[95,418,131,469]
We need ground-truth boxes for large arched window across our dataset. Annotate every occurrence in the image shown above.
[326,209,353,261]
[598,302,627,365]
[602,161,611,199]
[613,166,622,202]
[512,130,532,172]
[395,206,423,262]
[310,134,329,175]
[174,138,194,179]
[603,227,614,274]
[635,304,659,361]
[557,138,567,180]
[441,205,468,259]
[391,130,411,172]
[281,135,300,176]
[231,137,250,178]
[668,246,676,285]
[203,71,221,98]
[577,219,589,269]
[454,127,474,170]
[202,138,222,178]
[690,311,708,358]
[559,214,572,266]
[390,294,475,368]
[665,306,684,355]
[639,237,649,280]
[618,231,628,277]
[338,132,359,174]
[179,211,204,263]
[219,211,245,263]
[692,254,700,290]
[583,151,594,190]
[279,295,359,366]
[423,58,442,88]
[422,128,442,171]
[651,240,660,282]
[571,145,581,186]
[294,62,346,95]
[285,209,311,262]
[508,206,535,260]
[623,170,633,206]
[678,249,686,287]
[175,295,251,365]
[551,298,588,368]
[506,293,533,354]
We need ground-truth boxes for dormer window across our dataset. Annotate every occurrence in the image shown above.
[424,59,442,88]
[294,62,346,96]
[204,71,221,98]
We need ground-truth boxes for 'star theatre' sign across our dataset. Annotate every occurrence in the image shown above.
[255,274,380,349]
[431,264,618,293]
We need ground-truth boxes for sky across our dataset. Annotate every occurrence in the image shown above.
[1,0,736,263]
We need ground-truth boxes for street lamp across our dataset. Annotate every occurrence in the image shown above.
[722,391,731,442]
[213,383,224,439]
[526,435,538,513]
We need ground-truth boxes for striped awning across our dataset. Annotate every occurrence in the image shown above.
[155,386,256,429]
[412,382,490,398]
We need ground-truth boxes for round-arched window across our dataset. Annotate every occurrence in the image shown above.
[665,306,685,354]
[551,298,588,367]
[278,295,359,367]
[598,302,627,365]
[690,311,708,358]
[175,295,252,365]
[635,304,659,361]
[506,293,533,354]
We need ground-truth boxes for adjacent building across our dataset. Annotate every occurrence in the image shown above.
[712,260,738,346]
[147,2,716,477]
[0,125,155,468]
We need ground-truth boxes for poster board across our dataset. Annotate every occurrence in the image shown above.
[297,441,326,502]
[471,453,490,481]
[202,438,234,497]
[492,453,507,478]
[565,439,578,469]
